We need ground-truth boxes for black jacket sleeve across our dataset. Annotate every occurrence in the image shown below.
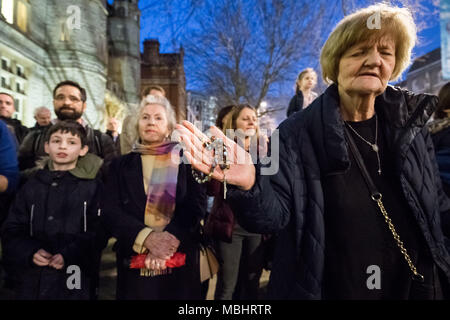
[18,130,39,171]
[286,96,296,117]
[227,129,296,234]
[100,132,119,169]
[16,124,29,145]
[1,184,44,267]
[286,93,302,117]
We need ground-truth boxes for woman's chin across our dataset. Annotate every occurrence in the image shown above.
[141,137,165,145]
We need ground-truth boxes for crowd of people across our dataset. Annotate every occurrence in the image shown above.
[0,3,450,300]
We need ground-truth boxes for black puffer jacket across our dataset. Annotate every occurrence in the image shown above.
[286,91,304,117]
[228,84,450,299]
[0,117,29,145]
[1,155,103,300]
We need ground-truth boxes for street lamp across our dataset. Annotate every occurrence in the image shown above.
[260,101,267,109]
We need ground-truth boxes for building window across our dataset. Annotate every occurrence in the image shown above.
[1,76,10,89]
[16,81,24,94]
[16,0,28,32]
[1,58,8,71]
[115,24,124,40]
[14,98,20,113]
[117,7,126,17]
[16,64,24,77]
[1,0,14,24]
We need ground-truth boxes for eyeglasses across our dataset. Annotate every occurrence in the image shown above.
[54,95,83,103]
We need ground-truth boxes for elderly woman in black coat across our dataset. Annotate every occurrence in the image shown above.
[177,4,450,300]
[102,95,207,300]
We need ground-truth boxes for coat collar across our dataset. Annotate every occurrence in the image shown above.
[315,84,438,175]
[35,168,75,185]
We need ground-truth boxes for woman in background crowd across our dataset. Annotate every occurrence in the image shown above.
[102,95,207,299]
[205,104,266,300]
[286,68,318,117]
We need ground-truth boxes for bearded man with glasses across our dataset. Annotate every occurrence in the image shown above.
[18,80,118,173]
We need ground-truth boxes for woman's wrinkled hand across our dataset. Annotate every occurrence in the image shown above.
[144,252,167,271]
[143,231,179,260]
[175,121,256,191]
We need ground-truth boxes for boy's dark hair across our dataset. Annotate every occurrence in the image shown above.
[45,120,88,147]
[53,80,87,102]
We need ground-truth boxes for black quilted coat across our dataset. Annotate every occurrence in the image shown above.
[228,84,450,299]
[2,165,102,300]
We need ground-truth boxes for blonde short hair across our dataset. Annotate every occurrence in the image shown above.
[320,3,417,84]
[132,95,177,142]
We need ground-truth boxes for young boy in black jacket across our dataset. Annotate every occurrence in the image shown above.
[2,121,103,300]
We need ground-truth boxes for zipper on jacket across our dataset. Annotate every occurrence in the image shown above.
[30,204,35,237]
[97,208,101,217]
[83,201,87,232]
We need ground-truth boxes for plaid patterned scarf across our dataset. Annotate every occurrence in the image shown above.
[132,141,180,231]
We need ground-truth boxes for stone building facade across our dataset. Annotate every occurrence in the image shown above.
[187,91,217,129]
[0,0,140,128]
[397,48,446,95]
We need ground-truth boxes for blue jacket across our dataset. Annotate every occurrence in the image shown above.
[0,120,18,193]
[228,84,450,299]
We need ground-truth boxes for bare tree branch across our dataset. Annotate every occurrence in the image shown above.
[184,0,326,108]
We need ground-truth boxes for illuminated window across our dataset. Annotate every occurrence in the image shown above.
[17,0,28,32]
[1,0,14,24]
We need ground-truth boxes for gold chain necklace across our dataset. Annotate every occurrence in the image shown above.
[372,193,424,281]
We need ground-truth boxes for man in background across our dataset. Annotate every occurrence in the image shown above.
[0,92,29,145]
[30,106,52,132]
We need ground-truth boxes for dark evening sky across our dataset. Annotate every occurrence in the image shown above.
[135,0,440,92]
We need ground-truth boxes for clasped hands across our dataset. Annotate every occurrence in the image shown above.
[143,231,180,271]
[33,249,64,270]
